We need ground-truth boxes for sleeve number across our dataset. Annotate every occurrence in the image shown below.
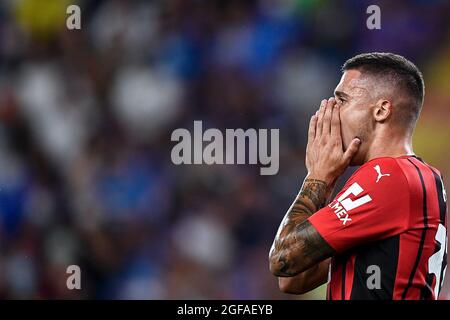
[428,223,448,299]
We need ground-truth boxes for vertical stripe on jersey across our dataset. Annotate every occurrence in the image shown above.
[425,165,447,298]
[414,157,447,299]
[350,235,400,299]
[402,158,428,299]
[414,156,445,224]
[430,170,446,225]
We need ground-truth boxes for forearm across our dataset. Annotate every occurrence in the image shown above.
[269,176,334,276]
[278,258,331,294]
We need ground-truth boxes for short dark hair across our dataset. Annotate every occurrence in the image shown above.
[342,52,425,128]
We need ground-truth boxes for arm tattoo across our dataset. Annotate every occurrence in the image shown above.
[269,179,335,277]
[291,179,328,214]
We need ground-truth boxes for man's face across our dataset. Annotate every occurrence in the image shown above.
[334,70,374,165]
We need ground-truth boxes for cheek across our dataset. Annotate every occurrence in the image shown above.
[340,105,367,149]
[339,108,353,146]
[341,105,372,147]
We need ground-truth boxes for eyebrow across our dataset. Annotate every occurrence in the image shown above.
[334,90,350,99]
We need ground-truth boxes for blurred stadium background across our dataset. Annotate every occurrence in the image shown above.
[0,0,449,299]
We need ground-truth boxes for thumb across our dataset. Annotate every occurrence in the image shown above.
[343,138,361,163]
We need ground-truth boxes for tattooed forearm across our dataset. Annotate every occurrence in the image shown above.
[273,220,333,276]
[291,179,328,214]
[269,178,335,277]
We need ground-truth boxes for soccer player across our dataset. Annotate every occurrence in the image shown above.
[269,53,448,300]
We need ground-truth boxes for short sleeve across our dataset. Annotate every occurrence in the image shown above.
[308,158,410,253]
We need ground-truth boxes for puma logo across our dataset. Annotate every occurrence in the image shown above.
[374,165,390,183]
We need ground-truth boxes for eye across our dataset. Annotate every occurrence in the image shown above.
[337,97,346,104]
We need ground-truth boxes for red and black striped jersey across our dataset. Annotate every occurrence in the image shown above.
[308,155,448,300]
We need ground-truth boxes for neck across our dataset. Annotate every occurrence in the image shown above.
[363,131,414,163]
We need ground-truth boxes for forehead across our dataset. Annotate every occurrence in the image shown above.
[335,69,372,97]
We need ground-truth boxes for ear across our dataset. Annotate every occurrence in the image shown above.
[373,99,392,122]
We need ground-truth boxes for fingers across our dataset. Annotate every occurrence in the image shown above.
[308,113,318,142]
[315,99,327,136]
[330,102,341,136]
[321,98,334,136]
[343,138,361,163]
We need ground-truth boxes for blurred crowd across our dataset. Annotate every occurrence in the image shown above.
[0,0,449,299]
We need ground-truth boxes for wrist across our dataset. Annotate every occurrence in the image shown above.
[306,172,336,187]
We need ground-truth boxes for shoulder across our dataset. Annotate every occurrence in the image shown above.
[338,157,411,208]
[346,157,409,190]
